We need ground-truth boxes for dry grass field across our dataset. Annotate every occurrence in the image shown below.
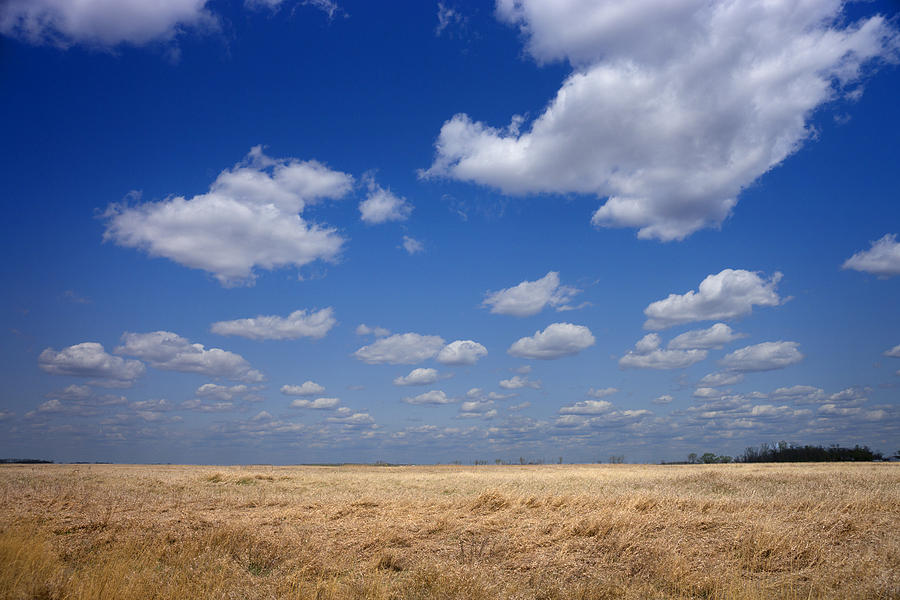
[0,463,898,599]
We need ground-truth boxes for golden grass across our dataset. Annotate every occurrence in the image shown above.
[1,463,898,599]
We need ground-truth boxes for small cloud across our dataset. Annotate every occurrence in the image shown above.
[499,375,541,390]
[402,236,425,255]
[356,324,391,337]
[61,290,91,304]
[393,368,440,386]
[290,397,340,409]
[842,234,900,278]
[281,381,326,396]
[483,272,580,317]
[508,322,595,360]
[587,387,618,398]
[359,177,412,224]
[402,390,455,405]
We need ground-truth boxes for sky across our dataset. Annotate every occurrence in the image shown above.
[1,0,899,465]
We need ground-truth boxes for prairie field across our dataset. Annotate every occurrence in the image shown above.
[0,463,898,600]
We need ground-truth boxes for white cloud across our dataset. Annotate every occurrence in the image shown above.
[103,147,352,286]
[46,384,92,400]
[132,398,174,411]
[668,323,745,350]
[719,341,804,372]
[0,0,215,48]
[402,236,425,255]
[698,371,745,388]
[619,333,707,370]
[402,390,455,405]
[842,234,900,278]
[435,2,464,37]
[459,398,496,419]
[353,333,445,365]
[211,307,336,340]
[507,322,595,359]
[290,397,340,409]
[436,340,487,365]
[247,0,340,19]
[116,331,264,382]
[559,400,613,415]
[644,269,783,330]
[359,179,412,224]
[653,394,673,405]
[482,271,580,316]
[423,1,897,240]
[499,375,541,390]
[195,383,249,401]
[772,385,825,401]
[356,324,390,337]
[883,344,900,358]
[280,381,325,396]
[393,368,440,386]
[587,387,617,398]
[39,342,145,386]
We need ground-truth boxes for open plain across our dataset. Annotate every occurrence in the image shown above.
[1,463,898,599]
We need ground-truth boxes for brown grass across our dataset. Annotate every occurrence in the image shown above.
[0,463,898,599]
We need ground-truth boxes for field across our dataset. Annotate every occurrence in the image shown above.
[1,463,898,599]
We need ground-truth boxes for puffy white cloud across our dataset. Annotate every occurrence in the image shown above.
[499,375,541,390]
[771,385,825,401]
[359,179,412,224]
[46,384,92,400]
[290,397,340,409]
[719,341,804,372]
[402,236,425,255]
[39,342,145,386]
[354,333,445,365]
[280,381,325,396]
[652,394,673,405]
[698,371,745,388]
[131,398,174,411]
[0,0,215,48]
[619,333,707,370]
[644,269,783,330]
[459,399,496,419]
[482,271,580,316]
[424,1,897,240]
[180,398,237,413]
[587,387,617,398]
[210,307,336,341]
[883,344,900,358]
[326,407,375,426]
[402,390,455,405]
[559,400,613,415]
[196,383,250,401]
[356,324,390,337]
[116,331,264,382]
[103,147,352,286]
[507,322,595,359]
[436,340,487,365]
[842,234,900,278]
[668,323,745,350]
[393,368,440,386]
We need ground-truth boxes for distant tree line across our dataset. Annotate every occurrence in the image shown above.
[0,458,53,464]
[738,442,885,462]
[665,442,888,464]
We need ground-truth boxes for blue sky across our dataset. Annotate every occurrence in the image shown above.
[2,0,899,464]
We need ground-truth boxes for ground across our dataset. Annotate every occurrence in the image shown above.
[1,463,898,599]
